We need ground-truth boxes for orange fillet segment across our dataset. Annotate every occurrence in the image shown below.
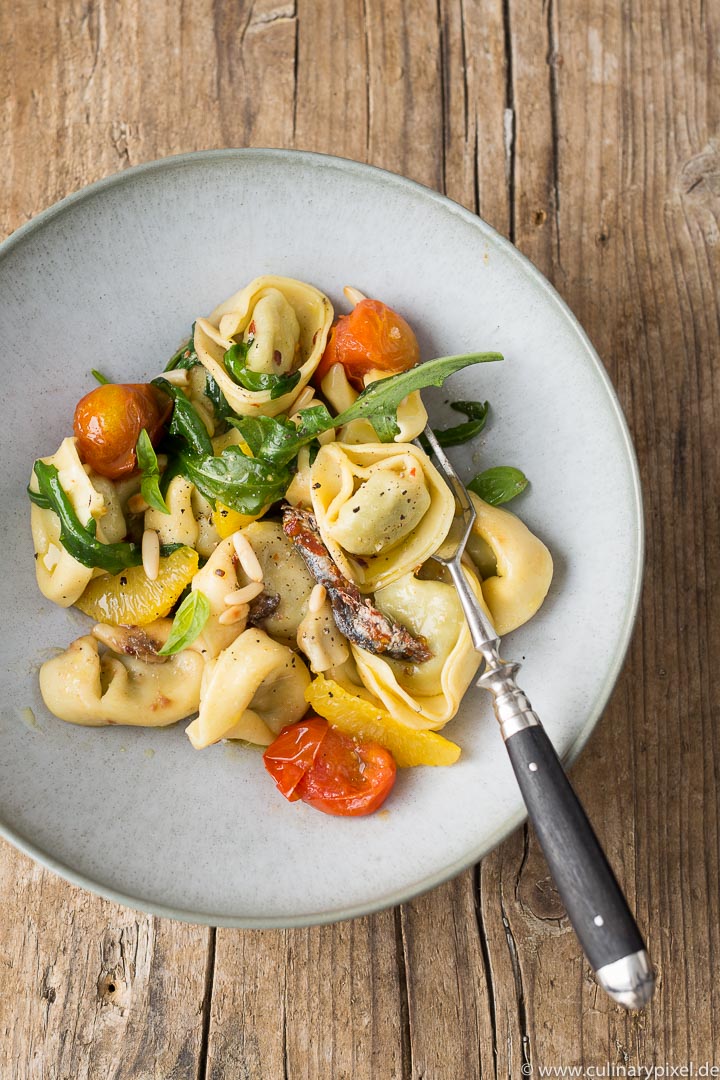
[305,673,461,768]
[75,547,199,626]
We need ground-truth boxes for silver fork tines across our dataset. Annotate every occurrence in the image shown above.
[417,426,499,654]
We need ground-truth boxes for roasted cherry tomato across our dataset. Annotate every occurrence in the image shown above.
[263,715,397,817]
[73,383,172,479]
[262,715,329,801]
[314,298,420,389]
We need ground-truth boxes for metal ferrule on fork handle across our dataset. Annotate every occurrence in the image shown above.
[476,654,540,740]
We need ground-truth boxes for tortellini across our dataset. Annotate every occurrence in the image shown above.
[296,591,350,672]
[194,276,333,417]
[351,569,487,731]
[39,633,204,727]
[189,535,249,660]
[30,438,107,606]
[310,442,455,592]
[29,275,555,766]
[321,363,428,444]
[144,477,221,559]
[466,493,553,636]
[185,629,311,748]
[240,521,316,644]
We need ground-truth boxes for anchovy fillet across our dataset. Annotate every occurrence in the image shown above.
[282,505,432,664]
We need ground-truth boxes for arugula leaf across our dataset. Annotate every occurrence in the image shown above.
[468,466,528,506]
[177,445,292,515]
[165,329,199,371]
[223,342,302,399]
[419,400,489,452]
[91,369,110,385]
[164,352,503,516]
[333,353,502,441]
[29,461,142,573]
[152,377,214,457]
[449,400,488,421]
[136,429,170,515]
[157,590,211,655]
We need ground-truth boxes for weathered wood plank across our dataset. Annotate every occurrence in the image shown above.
[0,844,209,1080]
[2,0,719,1075]
[497,0,720,1071]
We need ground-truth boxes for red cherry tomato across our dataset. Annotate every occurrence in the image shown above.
[261,716,330,801]
[73,383,172,479]
[314,298,420,389]
[263,716,397,817]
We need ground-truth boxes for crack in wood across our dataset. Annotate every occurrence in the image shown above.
[361,0,371,160]
[394,907,413,1080]
[435,0,447,194]
[500,888,532,1078]
[196,927,217,1080]
[291,1,299,143]
[501,0,516,241]
[282,932,290,1080]
[514,825,531,906]
[472,864,499,1080]
[545,0,562,269]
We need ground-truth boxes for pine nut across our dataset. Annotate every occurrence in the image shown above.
[232,533,263,582]
[128,494,149,514]
[290,386,315,415]
[218,604,248,626]
[162,369,190,387]
[224,581,264,606]
[142,529,160,581]
[308,584,327,613]
[343,285,367,307]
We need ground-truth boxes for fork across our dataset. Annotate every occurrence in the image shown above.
[419,425,655,1010]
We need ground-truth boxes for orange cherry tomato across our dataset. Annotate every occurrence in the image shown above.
[263,715,397,817]
[73,383,173,479]
[314,298,420,389]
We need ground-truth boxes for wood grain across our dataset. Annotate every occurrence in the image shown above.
[1,0,718,1075]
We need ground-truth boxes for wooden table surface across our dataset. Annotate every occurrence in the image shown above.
[2,1,718,1076]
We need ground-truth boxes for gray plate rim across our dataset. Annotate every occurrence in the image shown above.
[0,148,644,927]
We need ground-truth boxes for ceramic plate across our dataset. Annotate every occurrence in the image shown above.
[0,150,642,926]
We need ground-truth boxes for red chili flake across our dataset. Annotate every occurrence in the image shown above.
[248,321,256,335]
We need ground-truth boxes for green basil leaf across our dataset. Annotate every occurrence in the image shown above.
[165,328,198,371]
[468,466,528,506]
[29,461,142,573]
[136,429,170,515]
[159,542,185,557]
[223,340,250,372]
[157,590,211,655]
[152,377,213,457]
[205,372,233,421]
[333,353,502,442]
[228,404,334,468]
[224,343,302,399]
[178,445,292,515]
[91,369,110,385]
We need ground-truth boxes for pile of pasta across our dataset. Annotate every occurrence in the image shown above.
[30,276,553,758]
